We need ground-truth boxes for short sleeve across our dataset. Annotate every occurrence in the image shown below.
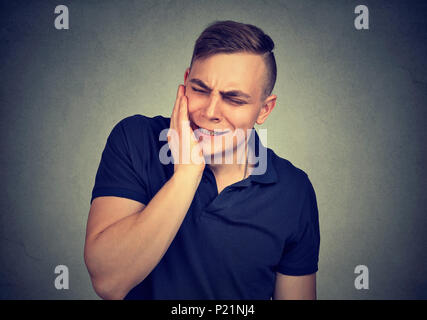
[277,175,320,276]
[90,117,150,205]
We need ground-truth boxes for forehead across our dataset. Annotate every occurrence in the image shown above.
[190,52,266,93]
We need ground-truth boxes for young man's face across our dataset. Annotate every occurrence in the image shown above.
[183,52,276,159]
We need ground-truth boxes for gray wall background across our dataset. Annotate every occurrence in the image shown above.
[1,0,426,299]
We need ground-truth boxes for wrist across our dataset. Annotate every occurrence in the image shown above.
[173,166,204,183]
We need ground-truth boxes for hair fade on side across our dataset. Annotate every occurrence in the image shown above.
[190,20,277,100]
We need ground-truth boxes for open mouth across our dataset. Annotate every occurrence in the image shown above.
[191,122,230,136]
[198,127,230,136]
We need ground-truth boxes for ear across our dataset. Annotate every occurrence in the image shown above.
[184,67,191,84]
[256,94,277,125]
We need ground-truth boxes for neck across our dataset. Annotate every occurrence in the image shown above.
[207,143,253,180]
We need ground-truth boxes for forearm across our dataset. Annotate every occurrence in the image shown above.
[84,170,202,299]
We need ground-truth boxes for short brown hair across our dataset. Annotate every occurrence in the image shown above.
[190,20,277,100]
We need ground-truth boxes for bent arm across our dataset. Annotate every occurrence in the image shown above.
[84,170,202,300]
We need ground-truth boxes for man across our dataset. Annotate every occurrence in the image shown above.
[84,20,320,300]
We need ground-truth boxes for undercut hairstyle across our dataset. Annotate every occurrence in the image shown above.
[190,20,277,100]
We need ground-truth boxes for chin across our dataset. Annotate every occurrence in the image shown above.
[200,140,247,165]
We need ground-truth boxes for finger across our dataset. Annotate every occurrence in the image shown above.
[180,94,188,121]
[179,94,193,136]
[172,85,182,118]
[171,85,183,130]
[176,95,185,131]
[176,84,183,99]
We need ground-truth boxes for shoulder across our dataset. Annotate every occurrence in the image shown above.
[267,149,316,212]
[111,114,170,144]
[269,151,319,235]
[105,114,171,160]
[269,149,311,191]
[116,114,170,134]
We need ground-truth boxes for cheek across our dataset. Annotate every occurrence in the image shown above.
[227,110,258,129]
[245,107,262,123]
[186,93,205,114]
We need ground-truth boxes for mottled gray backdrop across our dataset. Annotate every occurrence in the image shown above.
[1,0,426,299]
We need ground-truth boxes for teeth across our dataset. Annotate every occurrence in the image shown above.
[199,128,227,136]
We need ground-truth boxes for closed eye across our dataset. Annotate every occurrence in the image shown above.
[191,87,208,94]
[192,87,247,105]
[225,97,246,105]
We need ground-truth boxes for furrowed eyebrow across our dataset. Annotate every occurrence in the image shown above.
[221,90,251,100]
[189,79,212,91]
[189,78,251,101]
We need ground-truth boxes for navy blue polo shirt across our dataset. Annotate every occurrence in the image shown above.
[90,114,320,300]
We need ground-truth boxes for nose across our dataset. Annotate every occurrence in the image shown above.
[203,92,222,122]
